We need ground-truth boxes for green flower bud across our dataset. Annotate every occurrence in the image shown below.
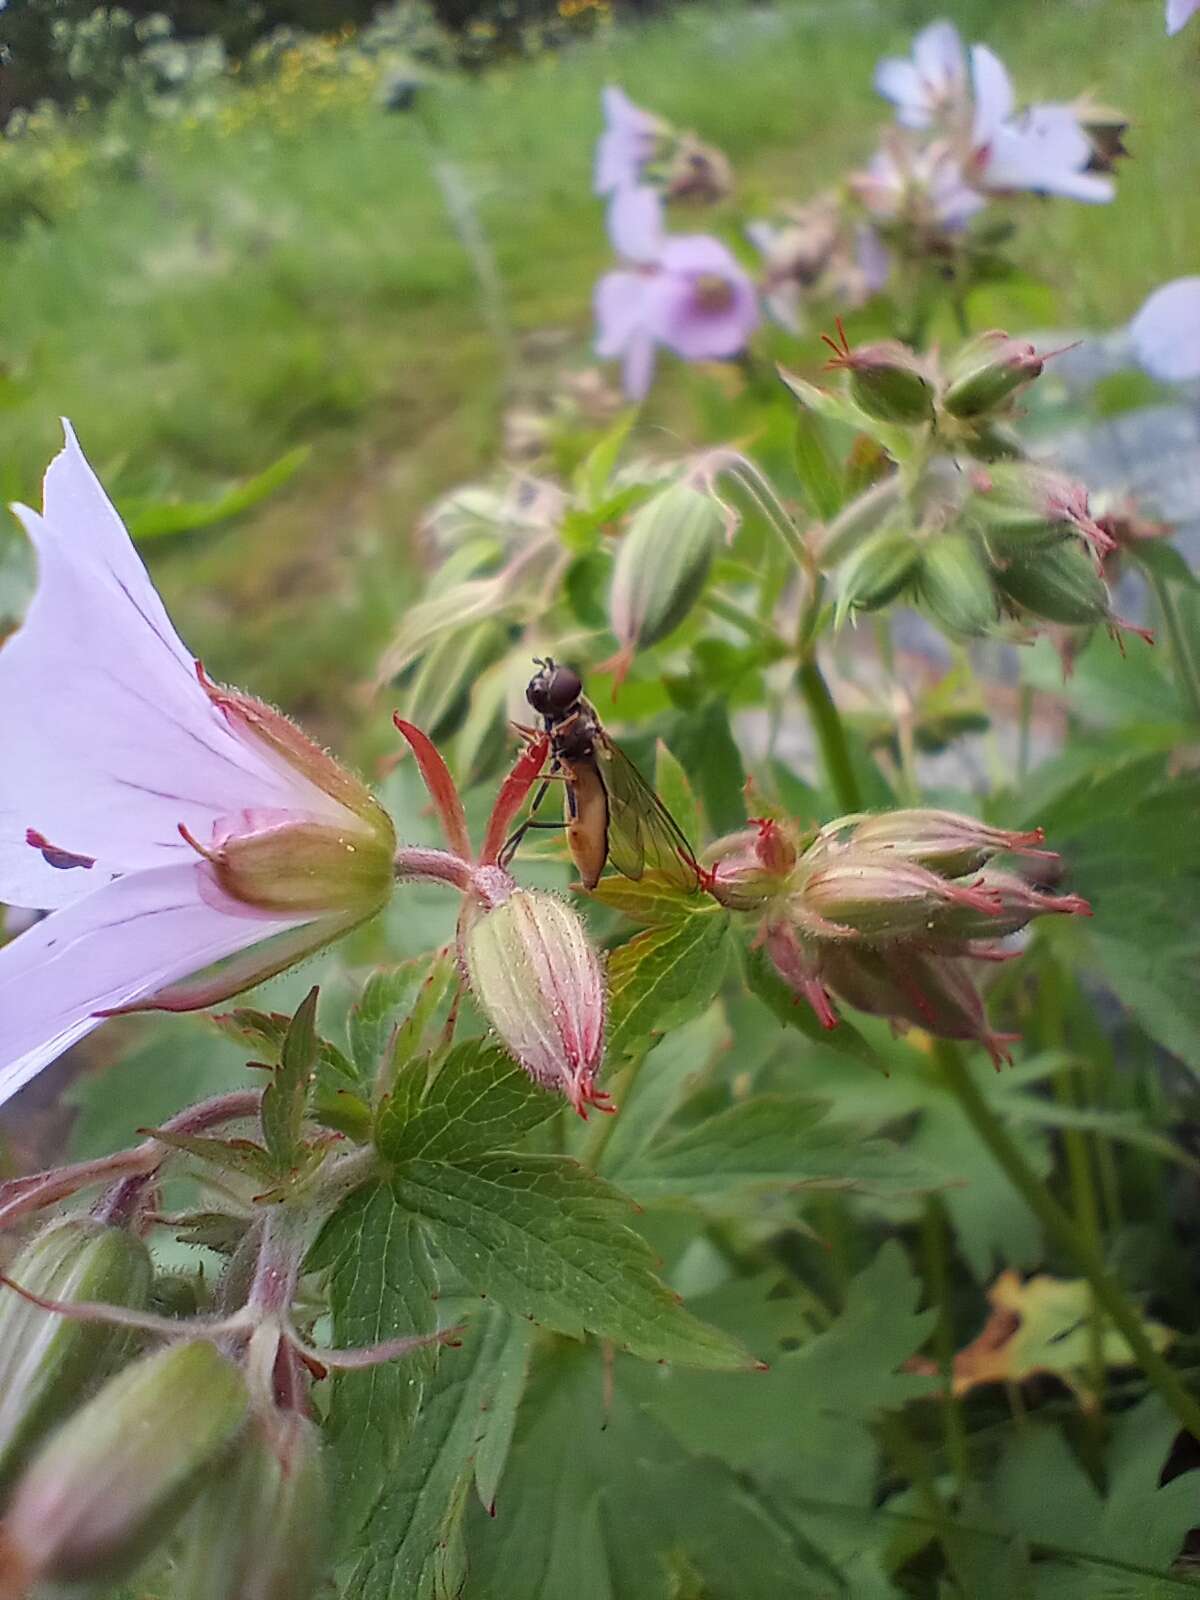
[993,538,1112,626]
[176,1414,327,1600]
[846,810,1051,878]
[609,480,722,658]
[0,1340,249,1591]
[797,855,1004,942]
[970,463,1114,561]
[834,524,922,624]
[918,533,999,637]
[0,1218,153,1498]
[838,340,936,426]
[942,331,1044,420]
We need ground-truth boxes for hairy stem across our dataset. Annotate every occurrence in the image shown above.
[935,1040,1200,1442]
[796,655,863,812]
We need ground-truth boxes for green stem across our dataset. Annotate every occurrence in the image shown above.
[935,1041,1200,1442]
[1148,568,1200,724]
[922,1197,969,1494]
[702,593,785,650]
[797,655,863,812]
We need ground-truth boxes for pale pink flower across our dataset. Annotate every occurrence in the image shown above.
[1130,277,1200,382]
[874,20,969,131]
[595,187,759,400]
[1168,0,1200,34]
[969,47,1114,204]
[594,86,663,196]
[0,425,397,1106]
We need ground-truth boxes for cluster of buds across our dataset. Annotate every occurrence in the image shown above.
[795,329,1153,647]
[747,197,890,333]
[707,808,1090,1064]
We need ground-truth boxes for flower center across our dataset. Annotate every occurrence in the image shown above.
[691,274,735,315]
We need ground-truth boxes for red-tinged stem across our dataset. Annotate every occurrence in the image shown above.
[0,1091,261,1232]
[392,845,472,891]
[392,717,472,861]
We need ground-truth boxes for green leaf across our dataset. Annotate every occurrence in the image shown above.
[621,1093,951,1207]
[793,407,846,521]
[573,408,638,509]
[468,1342,842,1600]
[470,1316,534,1516]
[653,736,703,847]
[349,958,443,1081]
[607,910,731,1060]
[260,987,317,1173]
[391,1153,753,1370]
[344,1307,523,1600]
[665,699,746,834]
[309,1184,439,1550]
[210,1007,358,1083]
[123,446,310,540]
[141,1129,275,1183]
[586,873,701,926]
[740,938,874,1059]
[375,1041,559,1166]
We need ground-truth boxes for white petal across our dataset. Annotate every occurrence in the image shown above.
[0,862,307,1109]
[607,186,664,264]
[0,426,341,909]
[1167,0,1200,33]
[1131,277,1200,381]
[971,45,1016,146]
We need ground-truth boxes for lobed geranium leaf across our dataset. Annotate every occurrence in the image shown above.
[391,1152,754,1370]
[374,1041,559,1166]
[607,909,731,1061]
[343,1307,531,1600]
[653,736,703,850]
[621,1093,952,1208]
[309,1183,440,1550]
[349,958,441,1081]
[260,986,318,1174]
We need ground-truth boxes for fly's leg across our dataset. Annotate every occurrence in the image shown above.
[498,762,573,868]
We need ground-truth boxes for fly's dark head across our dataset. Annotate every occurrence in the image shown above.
[527,658,583,721]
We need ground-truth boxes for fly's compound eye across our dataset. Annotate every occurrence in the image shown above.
[545,665,582,712]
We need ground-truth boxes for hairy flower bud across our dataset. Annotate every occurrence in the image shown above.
[970,463,1115,560]
[798,855,1002,942]
[608,481,722,663]
[176,1413,327,1600]
[0,1340,249,1592]
[706,819,798,911]
[818,945,1017,1067]
[918,533,999,637]
[942,331,1045,419]
[188,676,397,919]
[993,538,1113,626]
[835,524,922,623]
[827,335,936,425]
[920,868,1091,943]
[0,1219,153,1497]
[845,810,1051,878]
[464,889,608,1117]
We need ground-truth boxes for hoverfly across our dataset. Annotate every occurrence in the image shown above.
[501,659,702,893]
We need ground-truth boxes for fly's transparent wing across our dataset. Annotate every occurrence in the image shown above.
[593,730,700,892]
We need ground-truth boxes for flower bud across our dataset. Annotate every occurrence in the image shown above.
[0,1340,249,1592]
[763,920,838,1029]
[993,539,1112,627]
[846,810,1050,878]
[191,673,397,919]
[797,855,1002,942]
[942,331,1044,419]
[827,336,935,425]
[970,463,1115,560]
[918,533,999,637]
[834,524,922,623]
[0,1219,153,1497]
[706,819,798,911]
[176,1413,327,1600]
[818,946,1016,1067]
[920,868,1091,944]
[464,889,608,1117]
[609,481,722,662]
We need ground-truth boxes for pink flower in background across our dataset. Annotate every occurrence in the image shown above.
[854,139,985,232]
[594,86,663,196]
[1130,278,1200,381]
[595,186,759,399]
[874,20,969,131]
[969,46,1114,204]
[1167,0,1200,34]
[0,426,397,1107]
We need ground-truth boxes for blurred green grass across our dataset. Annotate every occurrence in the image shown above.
[1,0,1196,724]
